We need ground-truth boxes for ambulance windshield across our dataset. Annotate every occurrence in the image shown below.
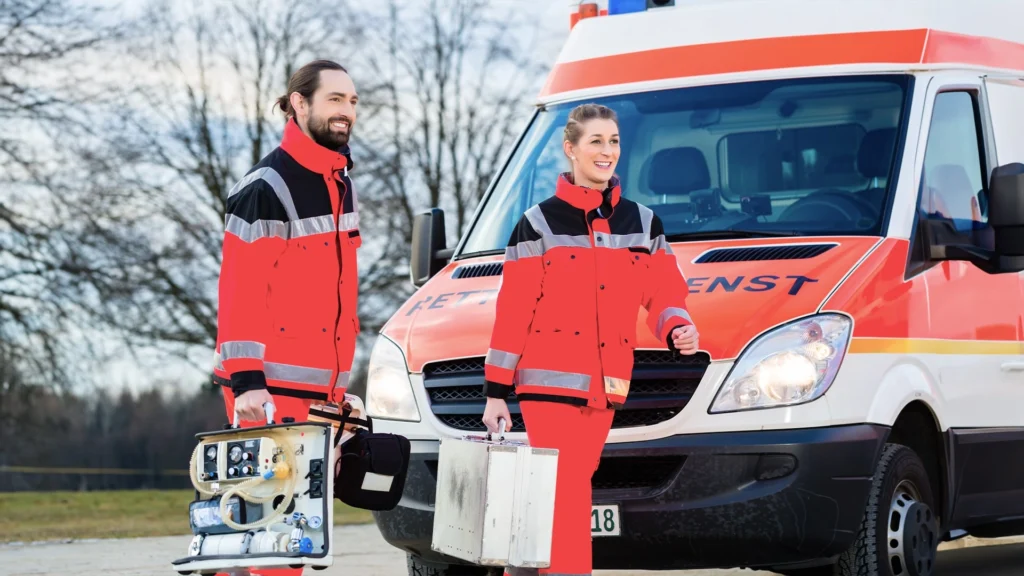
[460,75,910,256]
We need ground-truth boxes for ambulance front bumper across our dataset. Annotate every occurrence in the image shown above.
[371,423,889,571]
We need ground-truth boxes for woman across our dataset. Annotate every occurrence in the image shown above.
[481,103,700,575]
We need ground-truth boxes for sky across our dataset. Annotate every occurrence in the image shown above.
[82,0,572,395]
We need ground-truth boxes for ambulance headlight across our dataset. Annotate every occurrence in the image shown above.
[366,335,421,422]
[709,314,851,414]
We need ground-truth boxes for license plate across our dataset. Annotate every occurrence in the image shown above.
[591,504,621,537]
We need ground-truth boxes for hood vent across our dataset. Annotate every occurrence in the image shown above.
[694,243,836,263]
[452,262,504,279]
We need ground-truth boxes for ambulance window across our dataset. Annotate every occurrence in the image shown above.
[910,90,991,270]
[720,124,867,195]
[919,91,989,229]
[459,75,910,257]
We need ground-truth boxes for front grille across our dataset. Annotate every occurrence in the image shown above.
[424,455,684,492]
[427,357,485,374]
[438,413,527,431]
[423,350,710,433]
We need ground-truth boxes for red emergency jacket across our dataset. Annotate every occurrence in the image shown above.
[212,118,361,403]
[484,173,694,409]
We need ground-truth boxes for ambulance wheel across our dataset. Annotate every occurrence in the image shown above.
[837,443,938,576]
[407,554,502,576]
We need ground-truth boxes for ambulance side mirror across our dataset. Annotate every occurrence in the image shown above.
[988,162,1024,272]
[411,208,453,287]
[926,162,1024,274]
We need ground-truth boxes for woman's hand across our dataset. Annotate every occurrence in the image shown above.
[482,398,512,433]
[671,325,700,355]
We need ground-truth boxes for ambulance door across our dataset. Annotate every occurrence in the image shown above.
[908,74,1024,526]
[906,75,1022,425]
[984,76,1024,419]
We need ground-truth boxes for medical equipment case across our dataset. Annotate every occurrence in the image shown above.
[430,420,558,569]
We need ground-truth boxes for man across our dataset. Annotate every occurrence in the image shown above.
[213,58,361,441]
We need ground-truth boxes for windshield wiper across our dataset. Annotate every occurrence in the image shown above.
[455,249,506,259]
[665,229,803,241]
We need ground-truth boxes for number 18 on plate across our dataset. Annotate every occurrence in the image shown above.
[591,504,621,537]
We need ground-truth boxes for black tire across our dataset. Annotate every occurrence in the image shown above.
[836,443,939,576]
[407,554,503,576]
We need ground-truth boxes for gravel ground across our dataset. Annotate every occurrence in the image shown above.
[1,524,1022,576]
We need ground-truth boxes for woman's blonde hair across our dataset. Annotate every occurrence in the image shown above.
[563,103,619,145]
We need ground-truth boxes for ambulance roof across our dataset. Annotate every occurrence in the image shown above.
[539,0,1024,104]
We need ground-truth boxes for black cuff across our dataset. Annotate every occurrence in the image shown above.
[484,380,513,400]
[231,370,268,397]
[665,324,685,350]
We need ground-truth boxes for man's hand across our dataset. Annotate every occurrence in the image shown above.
[235,388,275,423]
[671,325,700,355]
[482,398,512,434]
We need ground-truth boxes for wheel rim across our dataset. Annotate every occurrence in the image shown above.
[887,480,938,576]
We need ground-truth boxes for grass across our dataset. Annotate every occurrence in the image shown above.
[0,490,374,543]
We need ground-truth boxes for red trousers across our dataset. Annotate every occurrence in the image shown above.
[509,401,614,576]
[217,389,316,576]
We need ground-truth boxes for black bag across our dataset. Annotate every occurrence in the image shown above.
[331,410,411,511]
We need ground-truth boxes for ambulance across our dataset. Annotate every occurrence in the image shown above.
[365,0,1024,574]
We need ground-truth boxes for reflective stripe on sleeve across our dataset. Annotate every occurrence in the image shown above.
[220,341,266,361]
[225,215,288,243]
[228,167,299,221]
[264,362,334,387]
[505,239,543,262]
[656,307,694,338]
[485,348,520,371]
[335,371,350,389]
[650,234,673,255]
[338,211,359,232]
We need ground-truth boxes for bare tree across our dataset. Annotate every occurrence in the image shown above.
[84,0,545,364]
[68,0,360,365]
[1,0,546,389]
[0,0,126,382]
[343,0,547,324]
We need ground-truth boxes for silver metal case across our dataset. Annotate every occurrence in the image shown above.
[431,429,558,568]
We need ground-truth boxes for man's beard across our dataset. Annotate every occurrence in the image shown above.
[307,111,352,150]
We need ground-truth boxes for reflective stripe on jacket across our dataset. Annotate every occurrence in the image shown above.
[484,173,693,409]
[213,118,361,403]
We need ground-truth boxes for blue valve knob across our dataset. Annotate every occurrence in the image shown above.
[299,537,313,553]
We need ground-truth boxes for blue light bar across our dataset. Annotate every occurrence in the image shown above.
[608,0,646,15]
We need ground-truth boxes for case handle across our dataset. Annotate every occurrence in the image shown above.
[486,417,507,442]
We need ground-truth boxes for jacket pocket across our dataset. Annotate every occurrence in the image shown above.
[620,327,637,351]
[269,243,320,338]
[624,249,651,305]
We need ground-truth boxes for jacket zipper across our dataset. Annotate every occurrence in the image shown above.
[588,212,605,407]
[335,174,345,388]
